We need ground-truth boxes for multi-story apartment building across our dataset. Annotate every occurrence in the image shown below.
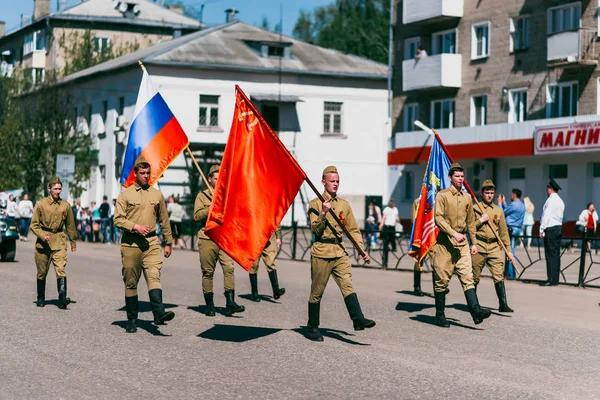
[390,0,600,230]
[0,0,201,82]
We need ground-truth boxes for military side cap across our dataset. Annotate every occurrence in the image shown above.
[322,165,338,176]
[48,176,62,186]
[134,155,150,168]
[449,162,463,170]
[209,164,220,175]
[481,179,495,189]
[547,178,562,191]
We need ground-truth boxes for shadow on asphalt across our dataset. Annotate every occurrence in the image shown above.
[409,314,484,330]
[197,324,280,342]
[111,320,172,336]
[187,305,243,318]
[238,293,280,304]
[396,290,434,299]
[117,301,177,313]
[293,327,371,346]
[395,302,434,313]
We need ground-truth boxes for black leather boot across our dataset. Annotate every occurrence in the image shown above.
[464,288,491,324]
[148,289,175,325]
[268,270,286,300]
[36,279,45,307]
[203,292,216,317]
[125,295,138,333]
[413,270,424,297]
[224,290,245,316]
[344,293,376,331]
[495,281,514,312]
[57,277,70,309]
[434,291,450,328]
[306,302,323,342]
[249,274,260,302]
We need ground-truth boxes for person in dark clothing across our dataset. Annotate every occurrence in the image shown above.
[99,196,111,243]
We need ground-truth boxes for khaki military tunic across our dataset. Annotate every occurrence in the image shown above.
[30,196,77,280]
[472,201,511,284]
[308,192,363,303]
[249,227,281,274]
[194,188,235,293]
[431,185,477,293]
[114,183,172,297]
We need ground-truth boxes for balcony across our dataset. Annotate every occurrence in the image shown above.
[547,28,599,67]
[402,0,463,25]
[402,54,462,92]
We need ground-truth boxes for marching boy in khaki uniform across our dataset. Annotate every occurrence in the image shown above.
[472,179,514,312]
[114,156,175,333]
[30,177,77,309]
[306,166,374,342]
[431,162,491,327]
[248,226,286,302]
[194,165,244,317]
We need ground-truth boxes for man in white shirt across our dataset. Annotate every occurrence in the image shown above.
[17,194,34,241]
[379,199,399,265]
[539,179,565,286]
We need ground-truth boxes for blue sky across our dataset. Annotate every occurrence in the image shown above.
[0,0,331,36]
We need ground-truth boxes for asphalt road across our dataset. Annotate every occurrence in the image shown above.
[1,240,599,399]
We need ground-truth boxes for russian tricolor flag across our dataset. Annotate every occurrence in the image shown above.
[120,68,189,187]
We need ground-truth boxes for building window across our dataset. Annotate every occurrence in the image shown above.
[510,17,529,51]
[267,45,284,57]
[403,171,414,201]
[509,167,526,180]
[547,2,581,34]
[404,37,420,60]
[549,164,568,179]
[432,29,457,55]
[431,99,455,129]
[324,101,343,134]
[470,95,487,126]
[593,162,600,178]
[547,82,578,118]
[509,89,527,123]
[23,67,45,86]
[118,96,125,117]
[93,37,110,56]
[102,100,109,130]
[403,103,419,132]
[23,30,45,55]
[471,22,490,59]
[199,95,219,127]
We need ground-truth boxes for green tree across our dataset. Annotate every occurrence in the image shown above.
[0,73,96,199]
[292,0,389,64]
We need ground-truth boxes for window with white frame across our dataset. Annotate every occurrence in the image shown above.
[23,67,45,85]
[23,30,45,55]
[432,29,457,55]
[403,103,419,132]
[510,17,529,51]
[509,89,527,123]
[431,99,455,129]
[546,82,578,118]
[324,101,343,134]
[471,22,490,59]
[470,95,487,126]
[404,37,420,60]
[93,37,110,56]
[547,2,581,34]
[199,95,219,127]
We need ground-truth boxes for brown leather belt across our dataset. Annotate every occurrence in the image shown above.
[41,226,58,233]
[315,238,341,244]
[476,235,497,244]
[124,231,157,238]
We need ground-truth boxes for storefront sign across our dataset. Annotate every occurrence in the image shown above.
[534,121,600,154]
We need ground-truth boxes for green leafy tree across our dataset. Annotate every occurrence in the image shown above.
[293,0,389,64]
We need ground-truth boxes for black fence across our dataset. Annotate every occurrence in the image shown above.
[177,220,600,289]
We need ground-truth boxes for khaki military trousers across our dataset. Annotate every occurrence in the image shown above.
[430,241,475,293]
[35,243,67,280]
[199,239,235,293]
[121,244,163,297]
[249,240,277,274]
[309,255,354,303]
[471,246,505,285]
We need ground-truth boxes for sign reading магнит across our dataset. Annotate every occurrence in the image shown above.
[534,121,600,154]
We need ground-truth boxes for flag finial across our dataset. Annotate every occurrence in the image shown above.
[138,60,146,72]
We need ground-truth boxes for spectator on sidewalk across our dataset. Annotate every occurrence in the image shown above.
[168,195,184,249]
[498,189,525,279]
[576,202,598,250]
[7,194,19,226]
[522,196,535,249]
[17,194,34,241]
[91,201,101,242]
[99,196,111,243]
[379,199,399,253]
[539,179,564,286]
